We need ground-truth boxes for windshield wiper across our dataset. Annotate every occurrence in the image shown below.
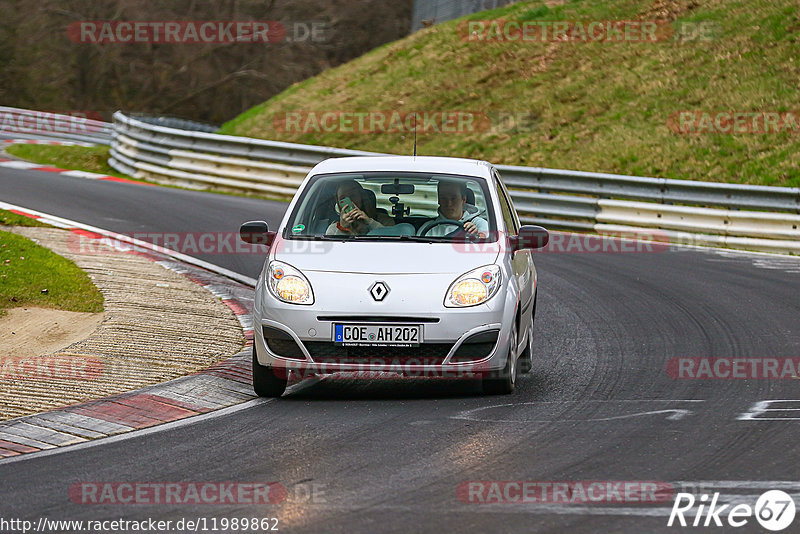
[350,235,441,242]
[287,234,351,241]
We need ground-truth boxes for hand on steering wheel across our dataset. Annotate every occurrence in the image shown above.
[417,219,466,237]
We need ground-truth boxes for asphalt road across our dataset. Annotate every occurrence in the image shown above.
[2,167,800,533]
[0,165,283,278]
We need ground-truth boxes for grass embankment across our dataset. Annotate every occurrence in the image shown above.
[4,144,131,179]
[0,213,104,317]
[220,0,800,187]
[0,210,51,228]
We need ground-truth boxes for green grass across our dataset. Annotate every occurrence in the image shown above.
[5,144,131,179]
[220,0,800,187]
[0,209,51,228]
[0,230,104,316]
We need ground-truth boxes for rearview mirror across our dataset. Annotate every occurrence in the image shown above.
[511,225,549,252]
[381,183,415,195]
[239,221,273,245]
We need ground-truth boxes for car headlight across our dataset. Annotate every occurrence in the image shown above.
[267,261,314,305]
[445,265,501,307]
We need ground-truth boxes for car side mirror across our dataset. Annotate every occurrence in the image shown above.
[511,225,549,252]
[240,221,273,245]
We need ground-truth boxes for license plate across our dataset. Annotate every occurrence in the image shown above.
[334,324,422,347]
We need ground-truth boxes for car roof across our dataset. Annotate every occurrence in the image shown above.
[308,156,495,180]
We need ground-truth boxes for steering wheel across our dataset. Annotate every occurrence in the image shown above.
[417,219,465,237]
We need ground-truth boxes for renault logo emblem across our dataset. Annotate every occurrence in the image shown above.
[369,281,389,302]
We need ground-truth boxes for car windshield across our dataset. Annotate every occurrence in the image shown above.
[284,172,497,242]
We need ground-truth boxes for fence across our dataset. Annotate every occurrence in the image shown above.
[410,0,515,32]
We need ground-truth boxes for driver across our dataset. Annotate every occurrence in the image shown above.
[426,180,488,238]
[325,180,392,235]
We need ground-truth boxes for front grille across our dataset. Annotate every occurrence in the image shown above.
[305,342,451,365]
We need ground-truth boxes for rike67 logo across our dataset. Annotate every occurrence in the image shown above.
[668,490,796,531]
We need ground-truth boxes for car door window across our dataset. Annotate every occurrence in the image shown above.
[494,172,518,236]
[497,172,521,232]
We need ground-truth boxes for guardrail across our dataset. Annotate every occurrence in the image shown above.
[102,110,794,255]
[109,111,377,197]
[0,107,112,145]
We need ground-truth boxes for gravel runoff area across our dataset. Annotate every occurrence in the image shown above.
[0,226,246,420]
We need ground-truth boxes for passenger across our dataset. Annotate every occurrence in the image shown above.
[325,180,392,235]
[427,180,488,238]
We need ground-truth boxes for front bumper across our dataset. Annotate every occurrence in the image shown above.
[253,269,518,378]
[255,318,507,378]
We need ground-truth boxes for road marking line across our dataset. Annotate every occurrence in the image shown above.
[268,486,800,517]
[0,160,39,169]
[451,400,706,423]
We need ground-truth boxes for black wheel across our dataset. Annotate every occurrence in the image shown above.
[252,344,287,398]
[518,294,537,374]
[482,321,518,395]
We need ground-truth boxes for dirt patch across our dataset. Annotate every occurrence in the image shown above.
[0,307,104,358]
[639,0,699,21]
[0,227,246,420]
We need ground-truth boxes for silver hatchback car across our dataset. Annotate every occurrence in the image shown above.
[240,156,548,396]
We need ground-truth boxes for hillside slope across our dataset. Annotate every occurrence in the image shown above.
[220,0,800,186]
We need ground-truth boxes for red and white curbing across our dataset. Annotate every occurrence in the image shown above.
[0,139,149,186]
[0,205,257,460]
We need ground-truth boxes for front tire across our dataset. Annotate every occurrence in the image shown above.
[252,344,287,398]
[482,321,518,395]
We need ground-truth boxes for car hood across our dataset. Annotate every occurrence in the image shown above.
[272,236,501,275]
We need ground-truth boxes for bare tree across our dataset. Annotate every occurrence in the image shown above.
[0,0,413,123]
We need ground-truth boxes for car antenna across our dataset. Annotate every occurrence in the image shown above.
[413,111,418,157]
